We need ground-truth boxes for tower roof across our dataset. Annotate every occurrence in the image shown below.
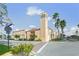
[40,12,48,18]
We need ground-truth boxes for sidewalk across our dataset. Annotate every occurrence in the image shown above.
[30,42,48,55]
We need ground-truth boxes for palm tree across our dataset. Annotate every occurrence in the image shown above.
[75,30,78,36]
[76,24,79,36]
[55,18,60,37]
[0,4,12,26]
[52,13,59,21]
[0,4,13,49]
[60,20,66,39]
[0,3,8,26]
[77,24,79,28]
[52,13,60,38]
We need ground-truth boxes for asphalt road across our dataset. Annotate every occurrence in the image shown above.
[36,41,79,56]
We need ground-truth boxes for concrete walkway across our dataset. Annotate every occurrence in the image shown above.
[30,42,47,55]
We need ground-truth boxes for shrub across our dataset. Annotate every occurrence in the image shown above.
[11,44,33,56]
[14,35,20,40]
[52,38,63,41]
[24,44,33,56]
[10,38,14,40]
[67,35,79,41]
[19,39,22,41]
[35,38,41,41]
[24,39,27,41]
[11,46,20,55]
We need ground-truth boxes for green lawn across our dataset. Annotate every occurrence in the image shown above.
[0,44,10,55]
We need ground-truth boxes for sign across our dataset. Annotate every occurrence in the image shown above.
[4,26,12,34]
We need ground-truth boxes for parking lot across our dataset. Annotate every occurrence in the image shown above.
[36,41,79,56]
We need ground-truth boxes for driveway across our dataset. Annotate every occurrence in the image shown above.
[36,41,79,56]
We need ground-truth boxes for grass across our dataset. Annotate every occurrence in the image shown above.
[0,44,33,56]
[0,44,10,55]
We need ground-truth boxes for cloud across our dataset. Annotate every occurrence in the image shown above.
[26,6,44,16]
[28,25,36,28]
[15,29,20,31]
[48,16,52,21]
[64,26,79,36]
[48,16,55,25]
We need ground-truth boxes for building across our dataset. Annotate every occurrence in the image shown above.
[12,12,58,42]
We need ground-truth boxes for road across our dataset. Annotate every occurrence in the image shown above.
[0,39,41,46]
[36,41,79,56]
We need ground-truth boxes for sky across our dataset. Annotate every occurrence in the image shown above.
[6,3,79,36]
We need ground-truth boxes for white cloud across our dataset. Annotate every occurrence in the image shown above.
[15,29,20,31]
[26,6,44,16]
[52,21,55,25]
[48,16,52,21]
[71,26,77,31]
[64,26,79,36]
[48,16,55,25]
[28,25,36,28]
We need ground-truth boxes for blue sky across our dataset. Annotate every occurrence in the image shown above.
[6,3,79,35]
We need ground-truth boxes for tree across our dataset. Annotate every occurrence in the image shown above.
[14,35,20,40]
[0,3,8,26]
[55,18,60,37]
[29,29,37,41]
[76,24,79,36]
[75,30,78,36]
[0,3,13,26]
[52,13,59,21]
[0,4,13,49]
[77,24,79,28]
[52,13,60,38]
[0,35,2,39]
[60,20,66,39]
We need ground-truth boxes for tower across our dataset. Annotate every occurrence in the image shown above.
[40,12,49,42]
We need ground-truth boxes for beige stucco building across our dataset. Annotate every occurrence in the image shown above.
[12,12,58,42]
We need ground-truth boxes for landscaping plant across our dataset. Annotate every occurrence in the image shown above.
[11,44,33,56]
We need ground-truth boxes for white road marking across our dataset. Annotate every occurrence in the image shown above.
[30,42,48,56]
[36,42,48,54]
